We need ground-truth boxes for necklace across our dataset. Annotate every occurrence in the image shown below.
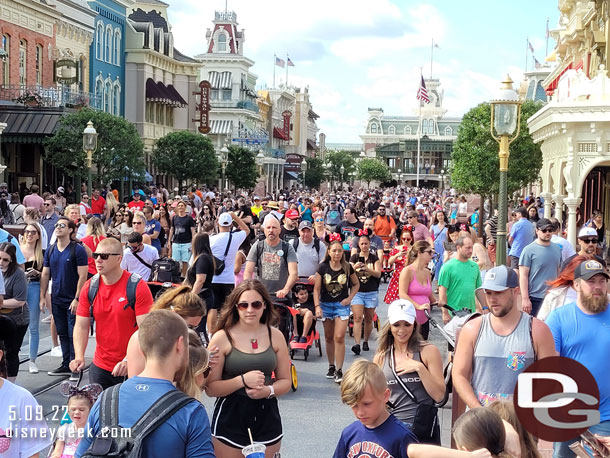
[250,338,258,350]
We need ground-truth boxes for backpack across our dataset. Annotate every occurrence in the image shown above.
[80,383,194,458]
[255,239,289,276]
[148,257,181,283]
[87,272,141,320]
[292,237,320,259]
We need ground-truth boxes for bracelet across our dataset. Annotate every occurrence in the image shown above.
[315,305,321,308]
[240,374,252,389]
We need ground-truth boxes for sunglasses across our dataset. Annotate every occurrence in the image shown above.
[424,250,436,255]
[581,238,598,244]
[315,218,324,222]
[92,253,121,260]
[538,228,554,234]
[236,300,264,311]
[54,223,68,229]
[133,221,143,225]
[24,230,38,235]
[129,244,142,251]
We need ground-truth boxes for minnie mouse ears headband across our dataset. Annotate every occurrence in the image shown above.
[356,228,372,238]
[60,381,103,404]
[403,225,414,232]
[325,232,345,244]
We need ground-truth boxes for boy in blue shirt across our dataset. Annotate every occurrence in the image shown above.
[333,360,418,458]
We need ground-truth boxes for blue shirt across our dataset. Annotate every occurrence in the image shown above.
[41,213,59,241]
[0,228,26,264]
[546,302,610,421]
[508,218,535,257]
[43,242,88,304]
[145,218,162,252]
[76,377,214,458]
[518,242,561,298]
[333,414,418,458]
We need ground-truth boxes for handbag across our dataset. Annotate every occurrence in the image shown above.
[213,232,232,276]
[389,347,438,442]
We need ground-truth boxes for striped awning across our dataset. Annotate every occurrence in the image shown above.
[210,120,233,135]
[208,71,232,89]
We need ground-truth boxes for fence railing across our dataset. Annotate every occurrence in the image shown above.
[0,85,101,110]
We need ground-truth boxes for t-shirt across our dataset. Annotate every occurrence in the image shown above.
[247,240,297,295]
[0,229,25,265]
[333,414,418,458]
[519,242,561,298]
[145,218,162,252]
[75,377,215,458]
[294,238,327,278]
[412,224,431,242]
[77,270,153,371]
[373,215,396,239]
[44,241,88,304]
[325,205,343,226]
[350,252,380,293]
[351,235,384,256]
[120,244,159,280]
[22,193,44,212]
[546,302,610,421]
[210,230,247,284]
[90,195,106,215]
[508,218,535,257]
[127,199,145,211]
[280,226,300,244]
[0,379,52,458]
[317,261,355,303]
[171,215,195,244]
[81,235,106,275]
[186,253,215,293]
[438,258,482,313]
[551,235,576,263]
[335,220,364,249]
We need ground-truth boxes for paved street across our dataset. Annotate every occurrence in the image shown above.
[15,281,455,457]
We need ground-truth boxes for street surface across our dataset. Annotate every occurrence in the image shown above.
[16,282,453,457]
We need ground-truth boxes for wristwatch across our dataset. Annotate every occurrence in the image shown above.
[267,384,275,399]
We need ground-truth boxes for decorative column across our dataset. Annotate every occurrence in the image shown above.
[553,194,565,227]
[540,192,553,219]
[0,123,7,181]
[564,197,582,247]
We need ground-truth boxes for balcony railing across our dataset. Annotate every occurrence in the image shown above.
[210,99,259,113]
[0,85,101,110]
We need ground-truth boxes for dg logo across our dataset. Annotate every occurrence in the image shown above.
[513,356,600,442]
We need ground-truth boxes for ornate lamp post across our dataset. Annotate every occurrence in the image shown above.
[397,168,402,185]
[301,158,308,189]
[217,144,229,191]
[440,169,445,191]
[490,75,522,266]
[340,164,345,190]
[82,120,98,196]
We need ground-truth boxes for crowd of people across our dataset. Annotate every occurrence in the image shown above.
[0,181,608,458]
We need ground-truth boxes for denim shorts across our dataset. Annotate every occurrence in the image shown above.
[352,291,379,309]
[320,301,350,320]
[172,242,191,262]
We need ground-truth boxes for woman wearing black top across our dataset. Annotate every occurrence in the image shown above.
[185,233,215,332]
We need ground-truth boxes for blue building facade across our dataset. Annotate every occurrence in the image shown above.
[88,0,129,116]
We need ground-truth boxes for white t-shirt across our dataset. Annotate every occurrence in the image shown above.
[295,238,326,278]
[121,244,160,280]
[0,379,52,458]
[210,230,247,284]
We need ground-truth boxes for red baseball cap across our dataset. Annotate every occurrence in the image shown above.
[285,209,299,219]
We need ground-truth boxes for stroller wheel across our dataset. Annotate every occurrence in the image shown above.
[290,350,295,359]
[290,363,298,391]
[304,349,309,361]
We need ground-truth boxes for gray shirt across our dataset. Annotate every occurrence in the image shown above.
[519,241,562,298]
[247,239,297,295]
[295,238,327,278]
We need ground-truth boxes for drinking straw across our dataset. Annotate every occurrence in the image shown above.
[248,428,254,445]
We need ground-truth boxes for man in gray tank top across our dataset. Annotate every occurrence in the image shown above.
[452,265,557,408]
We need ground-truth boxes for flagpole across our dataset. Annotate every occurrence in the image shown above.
[430,38,434,79]
[273,53,276,89]
[417,69,422,187]
[286,53,289,87]
[545,17,550,56]
[525,37,528,72]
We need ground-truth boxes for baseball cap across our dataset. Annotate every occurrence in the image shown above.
[574,259,609,280]
[578,227,598,239]
[330,198,337,203]
[387,299,416,325]
[477,266,519,292]
[298,220,313,230]
[218,212,233,227]
[254,196,260,201]
[57,186,65,193]
[0,183,7,188]
[285,209,299,220]
[536,218,555,230]
[416,204,425,210]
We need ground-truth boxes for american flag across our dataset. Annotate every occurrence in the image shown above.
[287,57,295,67]
[417,75,430,104]
[275,56,285,68]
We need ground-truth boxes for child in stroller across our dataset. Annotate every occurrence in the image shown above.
[290,284,315,344]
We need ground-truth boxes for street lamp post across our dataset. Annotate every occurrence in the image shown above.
[440,169,445,191]
[397,168,402,186]
[82,120,98,197]
[218,144,229,191]
[490,75,522,266]
[340,164,345,190]
[301,159,308,189]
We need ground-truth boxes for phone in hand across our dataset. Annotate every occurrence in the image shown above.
[358,256,365,264]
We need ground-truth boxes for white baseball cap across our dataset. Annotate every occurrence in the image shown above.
[218,212,233,226]
[578,227,598,239]
[387,299,416,325]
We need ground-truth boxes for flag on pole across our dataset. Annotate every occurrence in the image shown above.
[275,56,285,68]
[528,40,534,53]
[546,18,550,38]
[287,57,295,67]
[534,57,541,68]
[416,75,430,104]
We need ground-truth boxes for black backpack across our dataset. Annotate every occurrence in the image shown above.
[292,237,321,258]
[148,257,181,283]
[80,384,194,458]
[87,273,141,321]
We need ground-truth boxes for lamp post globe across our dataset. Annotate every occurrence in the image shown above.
[82,120,98,196]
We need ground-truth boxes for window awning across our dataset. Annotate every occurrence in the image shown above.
[166,84,188,107]
[209,71,232,89]
[306,139,318,150]
[284,170,300,180]
[146,78,186,107]
[210,120,233,135]
[0,108,64,144]
[273,126,289,141]
[308,109,319,120]
[545,63,573,95]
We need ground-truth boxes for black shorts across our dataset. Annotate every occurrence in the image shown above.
[212,392,283,449]
[212,283,234,310]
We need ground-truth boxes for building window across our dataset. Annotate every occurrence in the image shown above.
[211,89,219,100]
[105,27,112,62]
[113,83,120,116]
[156,104,164,125]
[444,126,452,136]
[105,81,112,113]
[217,33,227,52]
[428,119,435,135]
[166,106,173,126]
[388,125,395,135]
[404,126,412,135]
[145,103,153,122]
[370,123,377,134]
[388,158,396,168]
[19,39,27,85]
[1,34,9,86]
[113,29,121,65]
[35,45,42,86]
[421,119,428,135]
[95,79,104,109]
[222,89,231,100]
[96,23,103,60]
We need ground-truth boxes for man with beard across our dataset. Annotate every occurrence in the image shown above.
[452,265,557,408]
[76,310,215,457]
[546,259,610,457]
[561,226,606,269]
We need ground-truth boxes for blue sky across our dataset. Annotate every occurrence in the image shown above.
[166,0,560,143]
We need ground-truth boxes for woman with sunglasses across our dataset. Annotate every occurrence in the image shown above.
[20,223,44,373]
[81,217,106,278]
[313,211,328,241]
[398,241,437,340]
[384,226,414,305]
[131,211,152,245]
[116,210,134,245]
[0,242,29,382]
[206,279,291,458]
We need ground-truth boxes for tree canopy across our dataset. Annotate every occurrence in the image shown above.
[152,131,218,194]
[225,145,259,190]
[325,150,356,186]
[357,158,391,188]
[44,108,145,185]
[450,100,544,196]
[304,157,325,189]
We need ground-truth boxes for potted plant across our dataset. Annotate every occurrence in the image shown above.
[14,90,43,107]
[71,93,89,109]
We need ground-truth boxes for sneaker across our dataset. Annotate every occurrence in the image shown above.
[334,369,343,384]
[362,341,370,352]
[28,361,39,374]
[70,372,80,382]
[299,336,307,344]
[41,315,52,323]
[351,344,361,355]
[290,335,299,343]
[50,346,63,357]
[326,365,336,378]
[48,366,71,376]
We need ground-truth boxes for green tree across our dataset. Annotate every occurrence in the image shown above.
[450,100,544,197]
[152,131,218,194]
[44,108,145,185]
[325,150,356,188]
[357,158,391,188]
[225,146,259,190]
[304,157,325,189]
